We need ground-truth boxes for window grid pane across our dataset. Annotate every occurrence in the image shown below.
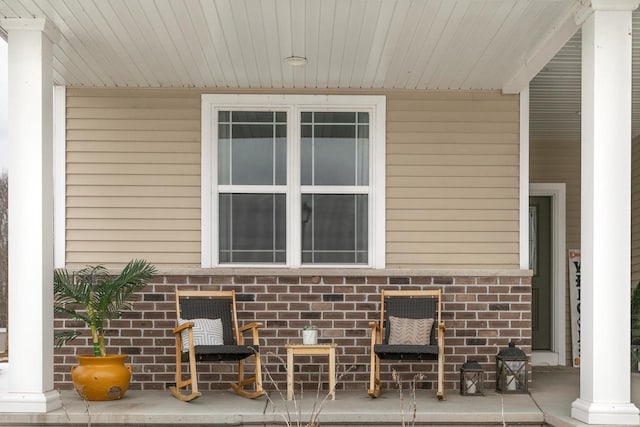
[218,111,286,186]
[301,194,368,265]
[219,193,286,264]
[301,112,369,186]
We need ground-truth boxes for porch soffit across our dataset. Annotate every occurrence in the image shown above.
[2,0,639,138]
[0,0,576,91]
[531,11,640,140]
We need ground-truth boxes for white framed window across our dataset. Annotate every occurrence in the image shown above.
[201,94,385,268]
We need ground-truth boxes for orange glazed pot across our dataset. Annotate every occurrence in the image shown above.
[71,354,132,401]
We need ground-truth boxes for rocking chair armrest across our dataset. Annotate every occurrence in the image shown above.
[238,322,263,346]
[369,321,382,345]
[173,322,194,335]
[369,321,381,337]
[238,322,263,333]
[438,322,446,331]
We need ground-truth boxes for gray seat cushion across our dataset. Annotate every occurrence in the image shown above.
[374,344,438,361]
[181,345,259,362]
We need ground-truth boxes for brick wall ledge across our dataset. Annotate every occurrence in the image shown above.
[151,267,533,277]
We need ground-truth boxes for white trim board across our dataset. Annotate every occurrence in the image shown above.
[530,183,567,366]
[519,87,530,270]
[53,85,65,268]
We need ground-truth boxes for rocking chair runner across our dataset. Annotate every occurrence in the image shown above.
[169,290,264,401]
[368,289,445,400]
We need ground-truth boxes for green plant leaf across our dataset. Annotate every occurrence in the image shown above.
[54,330,80,348]
[53,259,157,356]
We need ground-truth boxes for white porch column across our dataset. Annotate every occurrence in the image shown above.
[0,18,62,412]
[571,0,640,424]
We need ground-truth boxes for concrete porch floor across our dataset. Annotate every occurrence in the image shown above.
[0,366,638,426]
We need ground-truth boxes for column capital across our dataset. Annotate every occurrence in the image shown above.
[590,0,640,11]
[576,0,640,24]
[0,17,59,44]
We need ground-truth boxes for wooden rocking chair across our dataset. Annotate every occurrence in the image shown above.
[368,289,445,400]
[169,290,264,401]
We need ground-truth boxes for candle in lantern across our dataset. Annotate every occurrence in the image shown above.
[466,379,476,394]
[506,374,516,391]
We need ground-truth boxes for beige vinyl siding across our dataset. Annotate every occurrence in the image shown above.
[65,88,201,268]
[66,88,520,269]
[385,91,520,268]
[529,139,581,252]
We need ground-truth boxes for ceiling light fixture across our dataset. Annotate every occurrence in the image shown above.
[283,56,307,66]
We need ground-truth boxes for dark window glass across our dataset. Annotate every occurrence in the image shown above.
[232,111,277,122]
[218,111,286,185]
[300,112,369,186]
[219,193,286,264]
[301,194,368,264]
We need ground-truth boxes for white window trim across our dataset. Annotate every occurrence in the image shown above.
[201,94,386,269]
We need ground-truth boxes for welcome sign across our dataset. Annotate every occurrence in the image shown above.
[568,250,581,367]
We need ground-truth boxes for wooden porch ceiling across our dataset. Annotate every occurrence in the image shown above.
[1,0,639,138]
[0,0,578,91]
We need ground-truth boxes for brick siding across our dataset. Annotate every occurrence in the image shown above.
[53,274,531,395]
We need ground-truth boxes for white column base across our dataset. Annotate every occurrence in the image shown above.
[0,363,61,412]
[572,398,640,425]
[0,390,61,413]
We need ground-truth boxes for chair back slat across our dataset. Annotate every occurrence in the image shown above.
[178,297,236,345]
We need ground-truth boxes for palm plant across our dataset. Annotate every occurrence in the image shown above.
[54,259,157,357]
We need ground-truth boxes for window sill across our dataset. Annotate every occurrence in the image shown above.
[153,267,533,277]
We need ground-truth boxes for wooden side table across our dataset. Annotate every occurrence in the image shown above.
[286,343,337,401]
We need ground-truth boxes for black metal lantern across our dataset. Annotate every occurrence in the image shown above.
[460,360,484,396]
[496,342,528,393]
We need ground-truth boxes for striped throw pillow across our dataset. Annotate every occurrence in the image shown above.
[178,318,224,352]
[388,316,434,345]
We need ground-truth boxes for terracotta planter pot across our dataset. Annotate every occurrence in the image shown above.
[71,354,132,401]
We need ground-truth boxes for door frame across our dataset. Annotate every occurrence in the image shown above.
[530,183,566,366]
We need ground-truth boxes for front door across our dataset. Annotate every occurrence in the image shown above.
[530,196,552,350]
